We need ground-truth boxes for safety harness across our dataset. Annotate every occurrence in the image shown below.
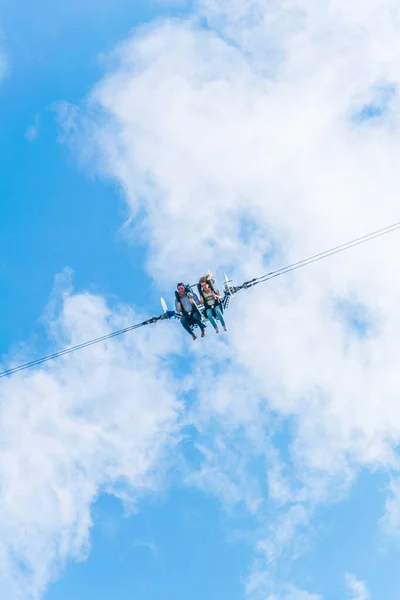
[175,285,202,319]
[197,278,224,318]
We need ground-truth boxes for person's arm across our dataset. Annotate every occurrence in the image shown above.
[175,299,182,313]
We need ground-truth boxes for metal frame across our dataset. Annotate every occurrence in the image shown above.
[160,274,236,328]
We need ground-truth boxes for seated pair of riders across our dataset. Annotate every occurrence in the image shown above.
[175,277,227,340]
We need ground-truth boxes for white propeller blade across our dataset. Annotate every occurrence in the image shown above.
[160,297,168,313]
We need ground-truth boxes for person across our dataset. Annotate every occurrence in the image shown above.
[175,283,206,341]
[198,276,228,334]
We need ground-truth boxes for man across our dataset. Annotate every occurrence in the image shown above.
[175,283,206,340]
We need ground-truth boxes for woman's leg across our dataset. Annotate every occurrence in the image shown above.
[206,308,219,331]
[214,305,226,328]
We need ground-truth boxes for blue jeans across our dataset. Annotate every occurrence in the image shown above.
[181,311,206,336]
[206,305,226,330]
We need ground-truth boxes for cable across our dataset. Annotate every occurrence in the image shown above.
[0,318,159,380]
[2,219,400,381]
[242,220,400,288]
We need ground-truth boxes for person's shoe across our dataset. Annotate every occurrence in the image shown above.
[192,333,197,340]
[223,326,228,332]
[215,328,220,334]
[201,330,206,337]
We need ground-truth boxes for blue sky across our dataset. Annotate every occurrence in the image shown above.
[2,1,400,600]
[0,0,186,352]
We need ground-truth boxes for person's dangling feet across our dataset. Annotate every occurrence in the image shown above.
[192,333,197,341]
[223,326,228,332]
[201,330,206,338]
[215,327,220,334]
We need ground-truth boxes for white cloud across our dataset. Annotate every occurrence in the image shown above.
[271,590,322,600]
[132,538,159,560]
[52,0,400,595]
[0,270,182,599]
[345,574,370,600]
[246,576,323,600]
[26,115,40,142]
[381,477,400,536]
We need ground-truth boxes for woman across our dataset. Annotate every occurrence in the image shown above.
[198,276,228,334]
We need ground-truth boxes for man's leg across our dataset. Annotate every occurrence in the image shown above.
[181,315,194,336]
[191,310,206,335]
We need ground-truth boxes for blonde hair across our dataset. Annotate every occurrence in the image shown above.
[199,271,213,285]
